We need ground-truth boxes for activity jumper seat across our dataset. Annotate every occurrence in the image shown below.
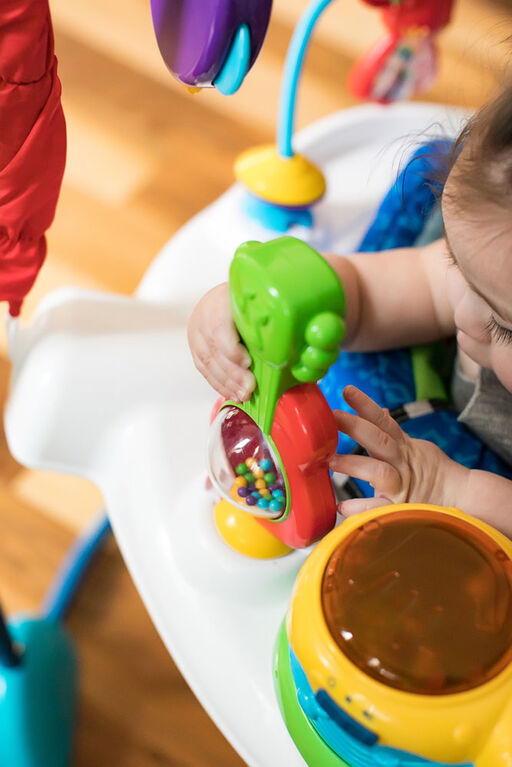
[2,2,512,767]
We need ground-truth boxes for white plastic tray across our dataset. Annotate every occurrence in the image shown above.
[5,103,468,767]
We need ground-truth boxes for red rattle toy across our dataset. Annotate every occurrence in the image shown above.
[350,0,456,103]
[208,237,345,558]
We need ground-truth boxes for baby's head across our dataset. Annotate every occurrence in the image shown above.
[442,83,512,390]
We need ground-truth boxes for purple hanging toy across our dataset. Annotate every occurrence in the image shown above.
[150,0,273,92]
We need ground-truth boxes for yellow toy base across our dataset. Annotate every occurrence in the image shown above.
[214,499,293,559]
[234,145,326,207]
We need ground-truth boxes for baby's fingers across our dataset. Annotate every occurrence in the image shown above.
[343,385,404,440]
[339,496,392,517]
[333,409,402,466]
[216,318,252,370]
[329,453,401,497]
[203,283,252,369]
[193,334,255,401]
[192,351,239,401]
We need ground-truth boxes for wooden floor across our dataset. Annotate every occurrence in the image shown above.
[2,0,512,764]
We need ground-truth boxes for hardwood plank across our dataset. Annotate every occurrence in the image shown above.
[0,483,73,613]
[68,540,244,767]
[10,469,104,534]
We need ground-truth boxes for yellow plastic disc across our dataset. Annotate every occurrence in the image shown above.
[214,498,292,559]
[234,144,326,207]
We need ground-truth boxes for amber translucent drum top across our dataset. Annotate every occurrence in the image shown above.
[321,510,512,695]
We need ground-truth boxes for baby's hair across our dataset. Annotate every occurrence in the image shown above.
[446,81,512,210]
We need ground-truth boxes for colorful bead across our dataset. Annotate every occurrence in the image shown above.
[246,457,256,468]
[247,483,256,491]
[253,467,264,479]
[257,498,269,509]
[269,499,284,512]
[244,473,255,483]
[272,489,284,499]
[255,478,266,489]
[234,476,247,488]
[252,492,260,498]
[264,472,276,484]
[260,459,272,471]
[246,495,257,506]
[237,487,248,498]
[236,463,246,475]
[269,484,278,492]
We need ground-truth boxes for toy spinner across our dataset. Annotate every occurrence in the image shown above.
[208,236,345,557]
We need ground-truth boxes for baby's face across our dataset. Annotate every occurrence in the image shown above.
[442,186,512,391]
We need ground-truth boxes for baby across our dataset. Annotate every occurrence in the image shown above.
[188,83,512,540]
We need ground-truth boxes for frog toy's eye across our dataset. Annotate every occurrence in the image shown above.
[150,0,273,95]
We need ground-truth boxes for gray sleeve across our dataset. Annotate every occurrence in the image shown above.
[457,367,512,465]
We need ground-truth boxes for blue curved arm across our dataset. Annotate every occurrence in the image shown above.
[277,0,337,158]
[43,512,111,623]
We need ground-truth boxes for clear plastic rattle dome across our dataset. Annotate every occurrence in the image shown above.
[208,405,287,519]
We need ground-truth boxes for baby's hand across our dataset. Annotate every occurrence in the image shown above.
[330,385,466,516]
[188,283,256,402]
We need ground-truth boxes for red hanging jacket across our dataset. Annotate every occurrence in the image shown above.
[0,0,66,316]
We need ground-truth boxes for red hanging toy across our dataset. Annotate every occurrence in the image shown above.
[350,0,456,103]
[0,0,66,317]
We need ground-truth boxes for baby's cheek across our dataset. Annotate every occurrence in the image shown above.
[446,267,464,311]
[457,330,492,369]
[453,292,490,342]
[447,273,484,339]
[490,347,512,393]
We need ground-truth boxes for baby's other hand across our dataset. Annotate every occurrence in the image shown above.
[188,283,256,402]
[330,385,465,516]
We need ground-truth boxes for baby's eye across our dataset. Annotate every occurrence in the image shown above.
[486,316,512,345]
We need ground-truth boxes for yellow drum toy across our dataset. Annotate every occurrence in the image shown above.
[275,504,512,766]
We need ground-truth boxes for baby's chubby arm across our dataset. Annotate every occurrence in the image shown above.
[452,470,512,539]
[331,385,512,539]
[325,237,455,351]
[188,238,455,400]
